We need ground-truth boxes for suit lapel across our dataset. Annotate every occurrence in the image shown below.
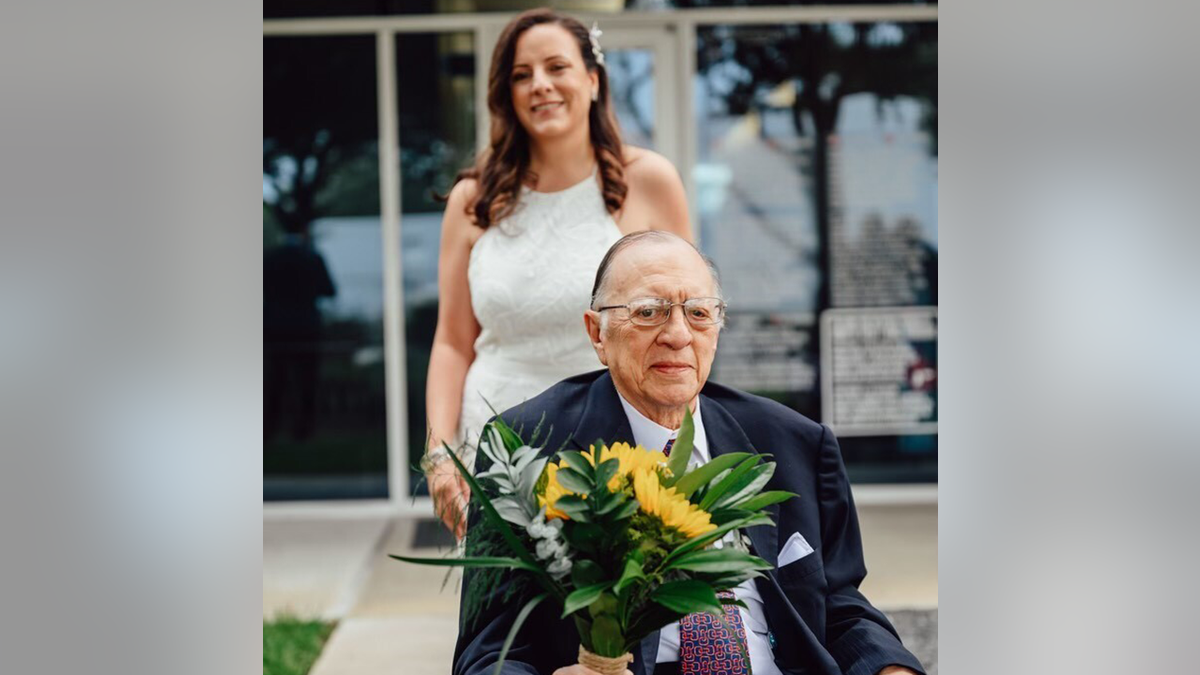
[569,371,636,452]
[698,393,779,568]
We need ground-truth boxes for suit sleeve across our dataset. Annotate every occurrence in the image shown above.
[452,570,549,675]
[816,423,926,675]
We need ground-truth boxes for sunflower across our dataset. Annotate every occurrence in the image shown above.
[538,463,572,521]
[582,442,669,491]
[632,468,717,538]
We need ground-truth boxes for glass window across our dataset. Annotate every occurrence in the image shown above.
[396,32,478,498]
[695,21,937,482]
[264,35,388,500]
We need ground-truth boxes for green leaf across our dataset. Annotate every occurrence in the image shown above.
[493,592,547,675]
[729,490,797,512]
[713,463,776,510]
[571,560,604,587]
[613,551,647,596]
[663,548,773,574]
[662,407,695,486]
[660,512,774,568]
[699,456,760,511]
[388,554,541,573]
[594,457,620,491]
[590,614,625,657]
[553,494,591,522]
[554,467,593,495]
[595,492,627,516]
[672,452,753,498]
[613,500,640,520]
[440,446,549,580]
[562,582,614,618]
[559,450,594,477]
[651,580,722,615]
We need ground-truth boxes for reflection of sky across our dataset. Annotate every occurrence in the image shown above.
[306,213,444,322]
[607,49,656,150]
[309,217,384,322]
[836,94,937,249]
[693,81,936,313]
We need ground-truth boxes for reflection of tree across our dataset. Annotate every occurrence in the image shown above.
[695,18,937,312]
[263,36,380,234]
[606,50,655,142]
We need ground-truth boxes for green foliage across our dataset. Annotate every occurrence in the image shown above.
[263,617,335,675]
[698,456,761,511]
[651,580,723,615]
[673,452,753,498]
[662,407,695,486]
[563,582,614,617]
[664,548,772,574]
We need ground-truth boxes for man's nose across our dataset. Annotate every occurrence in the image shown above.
[655,306,694,349]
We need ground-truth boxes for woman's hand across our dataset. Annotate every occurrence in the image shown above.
[427,456,470,540]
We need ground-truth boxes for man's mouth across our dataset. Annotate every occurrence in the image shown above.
[531,101,563,113]
[650,362,692,375]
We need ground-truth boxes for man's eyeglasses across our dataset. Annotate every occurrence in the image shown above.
[595,297,726,327]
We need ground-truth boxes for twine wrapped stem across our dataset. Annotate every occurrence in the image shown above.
[577,645,633,675]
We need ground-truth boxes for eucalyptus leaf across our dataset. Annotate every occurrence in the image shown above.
[387,554,540,572]
[492,499,532,527]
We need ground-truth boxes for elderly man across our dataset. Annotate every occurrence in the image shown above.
[453,232,924,675]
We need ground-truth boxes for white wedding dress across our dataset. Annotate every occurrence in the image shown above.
[453,173,622,467]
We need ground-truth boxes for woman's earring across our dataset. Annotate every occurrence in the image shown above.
[591,89,599,102]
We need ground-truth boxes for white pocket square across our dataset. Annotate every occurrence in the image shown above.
[777,531,815,567]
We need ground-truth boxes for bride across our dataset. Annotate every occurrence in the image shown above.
[422,8,691,539]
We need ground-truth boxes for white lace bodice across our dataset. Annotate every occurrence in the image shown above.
[454,173,622,456]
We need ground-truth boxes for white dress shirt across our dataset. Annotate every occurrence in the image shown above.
[616,394,782,675]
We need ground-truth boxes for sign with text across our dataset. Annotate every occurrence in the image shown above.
[820,307,937,436]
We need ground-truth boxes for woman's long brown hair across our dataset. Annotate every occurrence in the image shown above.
[450,8,628,229]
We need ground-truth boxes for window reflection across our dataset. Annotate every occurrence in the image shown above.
[264,36,388,500]
[695,22,938,482]
[396,32,477,498]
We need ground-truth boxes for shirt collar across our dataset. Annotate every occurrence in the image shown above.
[616,392,709,464]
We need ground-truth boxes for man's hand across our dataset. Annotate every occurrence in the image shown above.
[427,458,469,540]
[552,667,633,675]
[877,667,919,675]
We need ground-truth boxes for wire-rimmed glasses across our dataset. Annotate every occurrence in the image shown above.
[595,297,726,327]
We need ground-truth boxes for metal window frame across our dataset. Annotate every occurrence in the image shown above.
[263,5,939,518]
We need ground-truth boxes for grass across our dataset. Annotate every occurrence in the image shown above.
[263,617,336,675]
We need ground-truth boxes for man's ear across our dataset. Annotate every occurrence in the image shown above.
[584,310,607,366]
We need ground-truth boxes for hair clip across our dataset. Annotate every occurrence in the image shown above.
[588,22,606,68]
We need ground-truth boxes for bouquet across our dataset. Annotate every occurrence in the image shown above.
[393,408,796,675]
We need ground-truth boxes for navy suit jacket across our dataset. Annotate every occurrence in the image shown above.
[452,370,925,675]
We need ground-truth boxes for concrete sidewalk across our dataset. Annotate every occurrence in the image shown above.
[264,505,937,675]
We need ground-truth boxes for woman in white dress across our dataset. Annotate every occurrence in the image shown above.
[423,8,692,539]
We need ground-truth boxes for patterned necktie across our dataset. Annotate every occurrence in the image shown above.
[678,590,750,675]
[662,436,676,456]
